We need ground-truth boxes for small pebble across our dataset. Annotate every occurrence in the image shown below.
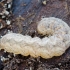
[42,0,47,5]
[0,23,3,29]
[6,20,11,25]
[1,56,9,62]
[2,15,5,18]
[3,10,9,15]
[8,4,11,8]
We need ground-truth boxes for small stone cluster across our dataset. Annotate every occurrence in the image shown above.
[0,0,12,29]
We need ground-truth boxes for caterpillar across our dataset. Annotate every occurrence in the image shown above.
[0,17,70,59]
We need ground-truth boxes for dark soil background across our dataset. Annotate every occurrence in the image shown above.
[0,0,70,70]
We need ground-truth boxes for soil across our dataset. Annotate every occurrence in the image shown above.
[0,0,70,70]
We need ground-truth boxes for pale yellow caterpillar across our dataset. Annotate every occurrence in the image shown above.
[0,17,70,59]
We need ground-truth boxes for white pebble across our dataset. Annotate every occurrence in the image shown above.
[3,10,9,15]
[6,20,11,25]
[8,4,11,8]
[2,15,5,18]
[1,56,9,62]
